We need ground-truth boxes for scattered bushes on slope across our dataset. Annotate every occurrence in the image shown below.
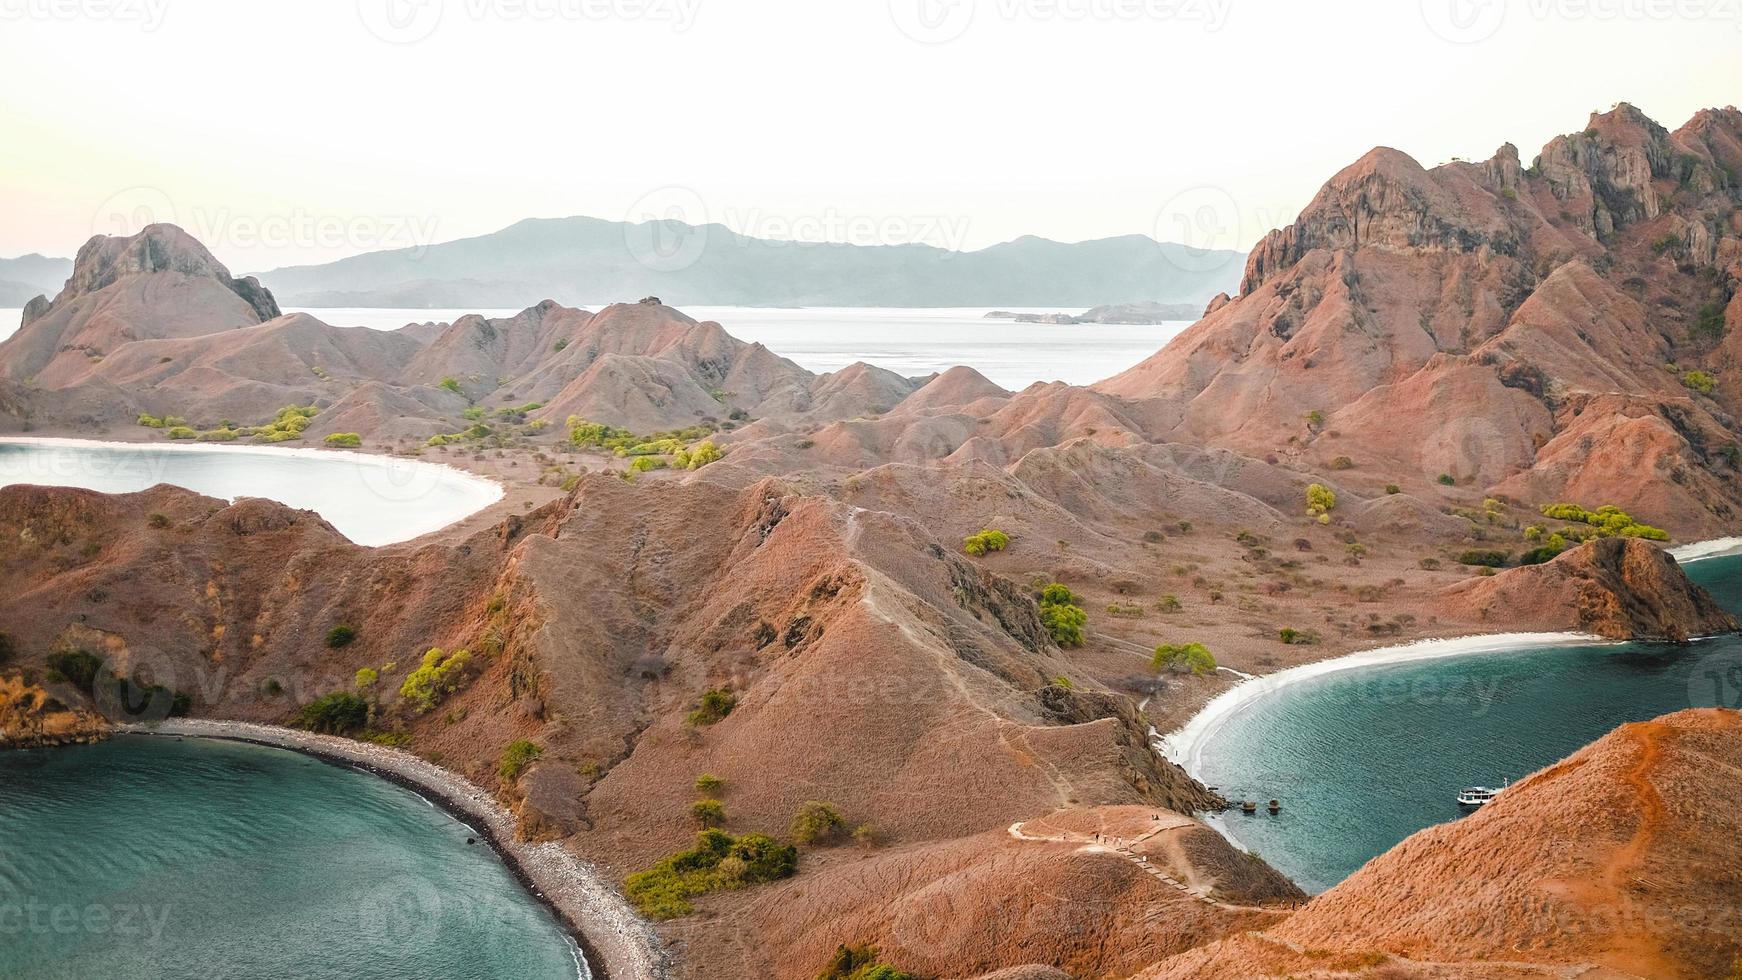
[816,945,918,980]
[625,830,798,919]
[323,432,362,447]
[1539,503,1669,541]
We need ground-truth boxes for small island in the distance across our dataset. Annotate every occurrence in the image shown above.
[985,300,1205,324]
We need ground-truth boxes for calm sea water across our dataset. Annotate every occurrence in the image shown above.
[1195,553,1742,893]
[299,306,1189,389]
[0,440,500,547]
[0,736,583,980]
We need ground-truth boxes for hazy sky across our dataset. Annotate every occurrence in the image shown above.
[0,0,1738,272]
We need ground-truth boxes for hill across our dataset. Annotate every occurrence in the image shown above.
[255,217,1245,309]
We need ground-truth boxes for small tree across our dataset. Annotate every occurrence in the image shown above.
[499,740,543,781]
[687,688,737,726]
[1154,642,1218,676]
[689,799,726,829]
[791,800,846,846]
[1306,483,1337,524]
[695,773,725,796]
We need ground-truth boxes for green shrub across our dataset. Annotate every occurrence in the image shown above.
[1538,503,1669,541]
[399,648,472,712]
[137,413,165,428]
[46,650,104,690]
[962,529,1010,556]
[1693,301,1727,339]
[1456,549,1510,568]
[791,800,846,846]
[438,377,464,394]
[1306,483,1336,522]
[499,740,543,781]
[624,830,798,919]
[1037,583,1087,648]
[165,426,197,440]
[1437,473,1457,486]
[695,773,725,796]
[1304,409,1325,429]
[1329,456,1355,470]
[690,799,726,828]
[293,691,369,734]
[462,406,486,421]
[147,512,171,529]
[1155,595,1182,612]
[817,945,918,980]
[1153,642,1217,675]
[196,428,239,442]
[1519,546,1563,565]
[1681,370,1718,395]
[683,441,724,469]
[629,455,668,473]
[1385,484,1401,495]
[687,688,737,726]
[325,624,357,649]
[323,432,362,447]
[355,667,378,690]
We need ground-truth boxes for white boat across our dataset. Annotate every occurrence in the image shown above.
[1456,780,1508,806]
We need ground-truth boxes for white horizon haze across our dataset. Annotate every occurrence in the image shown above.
[0,0,1739,271]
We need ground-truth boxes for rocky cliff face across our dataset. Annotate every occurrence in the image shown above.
[1098,103,1742,538]
[1,224,281,384]
[1443,537,1740,642]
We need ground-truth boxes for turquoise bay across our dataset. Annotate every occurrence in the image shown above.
[1194,553,1742,893]
[0,736,582,980]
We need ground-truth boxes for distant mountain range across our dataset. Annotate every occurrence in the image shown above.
[0,254,72,306]
[252,216,1245,309]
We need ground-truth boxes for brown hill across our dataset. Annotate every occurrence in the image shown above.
[1138,708,1742,979]
[1444,536,1740,642]
[1098,104,1742,536]
[2,224,279,383]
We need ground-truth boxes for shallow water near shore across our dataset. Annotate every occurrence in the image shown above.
[0,735,583,979]
[1194,553,1742,893]
[0,438,501,547]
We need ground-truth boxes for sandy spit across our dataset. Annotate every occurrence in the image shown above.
[119,719,669,980]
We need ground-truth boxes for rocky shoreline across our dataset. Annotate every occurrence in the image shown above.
[117,719,669,980]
